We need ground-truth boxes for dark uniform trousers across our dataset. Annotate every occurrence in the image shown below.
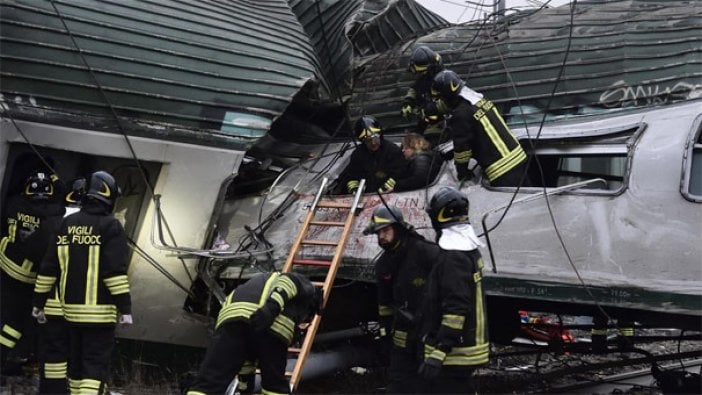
[189,321,288,395]
[387,340,426,394]
[38,317,69,394]
[0,271,31,357]
[69,326,115,394]
[423,366,476,394]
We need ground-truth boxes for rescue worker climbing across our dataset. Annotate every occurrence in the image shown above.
[418,187,489,393]
[364,205,442,394]
[431,70,531,187]
[335,115,406,194]
[186,272,323,395]
[0,171,65,377]
[32,170,132,395]
[402,46,447,145]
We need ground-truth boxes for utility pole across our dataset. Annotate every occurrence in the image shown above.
[494,0,506,21]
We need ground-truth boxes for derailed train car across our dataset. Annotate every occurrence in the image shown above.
[1,0,700,354]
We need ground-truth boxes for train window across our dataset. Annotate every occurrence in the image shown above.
[681,124,702,202]
[509,125,642,193]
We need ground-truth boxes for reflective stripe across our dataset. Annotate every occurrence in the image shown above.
[444,343,490,366]
[85,245,99,305]
[104,275,130,295]
[58,245,69,304]
[0,334,16,348]
[378,305,393,316]
[63,304,117,324]
[216,302,259,328]
[69,378,80,394]
[44,361,68,379]
[484,146,526,182]
[475,270,486,344]
[454,150,472,164]
[186,392,207,395]
[45,296,64,317]
[35,275,57,293]
[275,276,297,299]
[392,330,407,348]
[441,314,465,330]
[618,328,634,336]
[270,314,295,343]
[0,248,37,284]
[3,324,22,340]
[479,113,510,157]
[591,328,607,335]
[79,378,103,395]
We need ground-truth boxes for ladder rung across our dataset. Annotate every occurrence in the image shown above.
[301,239,338,246]
[288,347,301,353]
[285,371,293,377]
[311,281,325,287]
[292,259,332,267]
[316,201,351,209]
[309,220,346,227]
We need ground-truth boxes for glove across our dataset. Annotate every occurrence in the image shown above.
[32,307,47,324]
[401,104,414,118]
[378,178,395,193]
[418,356,443,380]
[119,314,133,325]
[455,163,473,182]
[249,301,280,332]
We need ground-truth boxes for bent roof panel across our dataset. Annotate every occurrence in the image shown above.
[0,0,326,150]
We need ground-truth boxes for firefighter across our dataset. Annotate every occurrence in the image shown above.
[363,205,442,394]
[431,69,531,187]
[35,178,88,394]
[336,115,406,194]
[32,170,132,395]
[402,46,447,145]
[418,187,489,393]
[0,171,65,376]
[186,272,323,395]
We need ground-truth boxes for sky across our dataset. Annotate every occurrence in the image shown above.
[416,0,572,24]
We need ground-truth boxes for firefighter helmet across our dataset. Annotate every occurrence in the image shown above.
[363,205,405,235]
[86,171,119,208]
[426,186,470,229]
[354,115,382,141]
[23,172,54,200]
[65,177,87,205]
[408,46,443,75]
[431,70,465,101]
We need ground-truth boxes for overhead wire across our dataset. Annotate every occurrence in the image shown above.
[48,0,194,283]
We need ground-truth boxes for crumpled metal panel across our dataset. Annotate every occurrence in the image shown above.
[348,0,702,132]
[0,0,326,149]
[289,0,448,98]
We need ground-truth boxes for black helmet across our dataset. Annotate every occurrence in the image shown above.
[363,206,405,235]
[408,46,443,75]
[354,115,382,141]
[431,70,465,101]
[426,187,470,229]
[65,178,87,205]
[86,171,120,209]
[23,172,54,200]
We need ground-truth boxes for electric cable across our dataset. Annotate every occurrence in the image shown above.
[49,0,194,282]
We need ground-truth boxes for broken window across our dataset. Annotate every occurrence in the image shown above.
[682,123,702,201]
[506,124,643,193]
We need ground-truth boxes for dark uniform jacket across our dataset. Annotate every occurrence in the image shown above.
[33,203,131,326]
[403,74,434,112]
[448,97,527,184]
[419,248,489,367]
[376,232,442,349]
[394,151,443,192]
[216,272,317,345]
[0,195,65,285]
[337,140,406,193]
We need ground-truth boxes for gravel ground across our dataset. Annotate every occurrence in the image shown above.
[2,328,699,394]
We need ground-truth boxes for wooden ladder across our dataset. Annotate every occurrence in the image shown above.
[281,177,365,391]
